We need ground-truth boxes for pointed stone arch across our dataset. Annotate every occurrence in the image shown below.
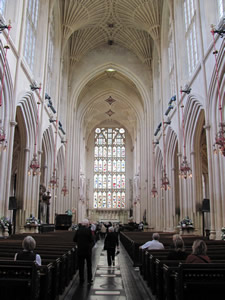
[165,127,179,231]
[0,40,13,214]
[41,125,55,187]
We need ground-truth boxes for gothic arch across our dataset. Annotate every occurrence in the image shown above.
[41,125,55,187]
[165,127,178,231]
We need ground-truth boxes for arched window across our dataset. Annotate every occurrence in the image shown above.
[184,0,198,76]
[218,0,225,19]
[46,18,55,95]
[0,0,6,16]
[168,27,175,96]
[23,0,39,71]
[94,127,126,209]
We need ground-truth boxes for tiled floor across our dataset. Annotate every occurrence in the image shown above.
[88,251,126,300]
[62,239,154,300]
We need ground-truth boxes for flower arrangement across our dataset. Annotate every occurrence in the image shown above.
[178,216,194,228]
[0,217,11,230]
[65,209,72,216]
[25,214,40,225]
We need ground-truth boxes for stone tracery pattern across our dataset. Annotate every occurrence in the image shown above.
[61,0,160,67]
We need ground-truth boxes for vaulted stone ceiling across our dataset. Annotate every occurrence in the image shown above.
[61,0,162,65]
[59,0,162,138]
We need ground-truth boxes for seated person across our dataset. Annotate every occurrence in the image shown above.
[167,234,187,260]
[140,232,164,250]
[14,235,42,265]
[185,239,211,263]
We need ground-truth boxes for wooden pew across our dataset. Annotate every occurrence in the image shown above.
[155,259,184,300]
[174,263,225,300]
[0,231,78,299]
[0,260,40,300]
[0,250,70,298]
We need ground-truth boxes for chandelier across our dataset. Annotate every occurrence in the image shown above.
[211,25,225,156]
[28,153,40,176]
[49,169,58,189]
[151,140,158,197]
[28,83,41,176]
[179,88,192,179]
[62,177,69,196]
[61,140,69,196]
[161,172,170,191]
[151,179,158,197]
[161,120,170,190]
[179,156,192,179]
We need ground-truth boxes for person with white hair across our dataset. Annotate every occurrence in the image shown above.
[104,226,119,266]
[14,235,42,265]
[140,232,164,250]
[73,219,94,285]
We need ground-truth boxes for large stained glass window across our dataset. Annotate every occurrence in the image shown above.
[94,127,125,209]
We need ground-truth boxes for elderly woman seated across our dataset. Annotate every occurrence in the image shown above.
[14,235,42,265]
[167,234,188,260]
[185,239,211,263]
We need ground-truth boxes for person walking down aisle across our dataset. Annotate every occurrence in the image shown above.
[73,219,94,285]
[104,226,119,266]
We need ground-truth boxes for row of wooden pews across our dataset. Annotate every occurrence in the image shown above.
[120,232,225,300]
[0,231,77,300]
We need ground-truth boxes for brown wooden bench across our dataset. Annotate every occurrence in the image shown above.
[174,263,225,300]
[0,260,40,300]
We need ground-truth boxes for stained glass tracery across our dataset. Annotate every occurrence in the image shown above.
[94,127,126,209]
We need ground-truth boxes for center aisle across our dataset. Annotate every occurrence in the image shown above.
[62,238,154,300]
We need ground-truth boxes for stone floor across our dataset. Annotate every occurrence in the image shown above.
[61,238,155,300]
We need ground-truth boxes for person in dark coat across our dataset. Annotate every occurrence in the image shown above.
[167,234,188,260]
[104,226,119,266]
[186,239,211,263]
[73,219,94,284]
[14,235,41,265]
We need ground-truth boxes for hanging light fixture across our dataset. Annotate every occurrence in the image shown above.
[49,119,58,189]
[179,88,192,179]
[28,83,41,176]
[0,21,11,107]
[61,139,69,196]
[151,140,158,197]
[161,120,170,190]
[211,25,225,156]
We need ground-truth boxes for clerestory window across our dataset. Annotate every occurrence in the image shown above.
[0,0,6,16]
[23,0,39,71]
[93,127,126,209]
[184,0,198,76]
[168,29,175,96]
[218,0,225,19]
[46,18,55,95]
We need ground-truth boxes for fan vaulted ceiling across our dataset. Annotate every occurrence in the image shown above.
[59,0,163,138]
